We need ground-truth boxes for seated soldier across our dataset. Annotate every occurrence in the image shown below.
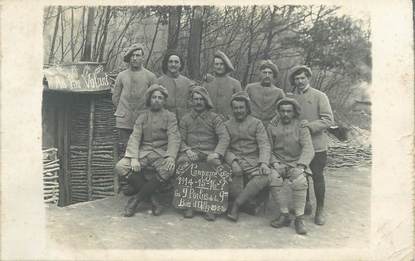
[267,98,315,235]
[225,91,272,222]
[177,86,230,221]
[114,84,181,217]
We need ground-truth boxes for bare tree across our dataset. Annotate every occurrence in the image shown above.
[167,6,182,50]
[81,7,95,61]
[48,6,61,64]
[187,6,204,80]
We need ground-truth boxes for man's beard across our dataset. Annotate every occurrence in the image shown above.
[150,103,162,111]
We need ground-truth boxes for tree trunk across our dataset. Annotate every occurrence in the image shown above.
[48,6,61,64]
[98,6,112,63]
[71,7,75,61]
[60,8,65,62]
[167,6,182,50]
[187,6,203,81]
[263,6,277,60]
[242,6,257,87]
[92,7,105,61]
[146,15,161,67]
[81,7,95,62]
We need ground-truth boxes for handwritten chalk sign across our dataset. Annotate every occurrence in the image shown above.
[43,62,111,93]
[173,161,231,214]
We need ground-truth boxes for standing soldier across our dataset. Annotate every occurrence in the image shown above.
[177,86,230,221]
[267,98,314,235]
[112,43,157,154]
[114,84,181,217]
[288,65,334,225]
[246,60,285,126]
[224,92,271,222]
[157,50,195,121]
[203,50,242,120]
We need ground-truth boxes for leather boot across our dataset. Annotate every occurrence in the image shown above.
[151,194,164,216]
[227,202,240,222]
[314,205,325,225]
[294,215,307,235]
[304,201,313,215]
[204,213,216,221]
[123,196,140,217]
[183,209,194,218]
[270,213,291,228]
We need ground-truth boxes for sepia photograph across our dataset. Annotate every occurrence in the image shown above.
[42,4,371,248]
[0,0,413,260]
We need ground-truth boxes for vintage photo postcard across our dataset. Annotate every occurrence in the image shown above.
[0,0,413,260]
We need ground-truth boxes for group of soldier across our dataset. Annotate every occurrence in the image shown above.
[112,43,334,235]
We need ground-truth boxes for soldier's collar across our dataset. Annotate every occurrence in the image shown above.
[191,110,208,119]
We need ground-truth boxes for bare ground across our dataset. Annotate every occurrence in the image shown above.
[46,164,370,249]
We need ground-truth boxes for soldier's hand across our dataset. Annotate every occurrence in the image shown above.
[289,167,305,181]
[163,157,176,172]
[186,149,198,162]
[130,158,141,172]
[272,162,285,174]
[207,153,219,162]
[300,120,309,128]
[260,163,271,175]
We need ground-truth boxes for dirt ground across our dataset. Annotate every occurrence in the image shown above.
[46,164,370,249]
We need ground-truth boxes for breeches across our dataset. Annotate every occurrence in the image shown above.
[114,152,175,182]
[269,165,308,216]
[176,151,221,167]
[229,156,268,201]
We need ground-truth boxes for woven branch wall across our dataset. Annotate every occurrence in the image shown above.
[69,95,117,203]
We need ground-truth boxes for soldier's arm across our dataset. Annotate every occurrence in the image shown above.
[213,116,230,157]
[112,74,123,107]
[306,93,334,134]
[256,121,271,165]
[298,126,315,167]
[234,80,243,93]
[266,125,278,165]
[178,116,191,152]
[125,114,145,159]
[166,113,181,160]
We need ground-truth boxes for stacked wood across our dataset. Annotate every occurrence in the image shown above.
[43,148,60,204]
[327,132,372,168]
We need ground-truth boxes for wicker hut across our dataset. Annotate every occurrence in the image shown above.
[42,62,119,206]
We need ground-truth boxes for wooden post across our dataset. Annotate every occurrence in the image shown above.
[87,97,96,200]
[56,94,72,206]
[63,96,72,204]
[113,128,120,194]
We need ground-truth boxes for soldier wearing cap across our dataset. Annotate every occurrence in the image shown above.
[112,43,157,154]
[246,60,285,126]
[157,50,195,121]
[267,97,314,235]
[203,50,242,120]
[287,65,334,225]
[114,84,181,217]
[177,86,230,221]
[224,91,271,222]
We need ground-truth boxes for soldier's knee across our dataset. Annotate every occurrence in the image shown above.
[269,169,283,187]
[206,158,221,167]
[250,175,270,188]
[231,161,243,177]
[290,174,308,191]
